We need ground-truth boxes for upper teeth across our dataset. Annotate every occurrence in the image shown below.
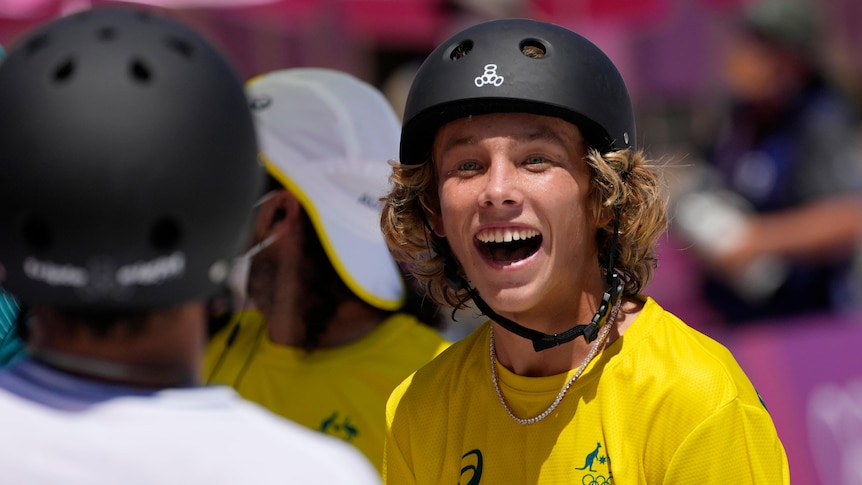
[476,228,539,243]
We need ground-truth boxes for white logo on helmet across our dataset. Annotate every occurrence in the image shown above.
[24,258,88,287]
[475,64,504,87]
[23,252,186,290]
[116,252,186,286]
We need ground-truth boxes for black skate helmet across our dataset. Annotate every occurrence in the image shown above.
[0,6,262,309]
[400,18,635,165]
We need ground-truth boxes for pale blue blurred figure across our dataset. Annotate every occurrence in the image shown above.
[0,43,24,367]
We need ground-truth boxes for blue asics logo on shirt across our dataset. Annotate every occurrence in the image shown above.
[460,449,483,485]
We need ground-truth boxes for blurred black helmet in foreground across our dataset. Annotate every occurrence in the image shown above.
[0,6,263,310]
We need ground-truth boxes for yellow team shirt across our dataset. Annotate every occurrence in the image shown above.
[205,310,450,472]
[384,297,790,484]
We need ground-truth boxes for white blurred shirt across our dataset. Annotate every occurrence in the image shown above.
[0,358,380,484]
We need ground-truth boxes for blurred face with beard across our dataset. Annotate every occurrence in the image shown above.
[244,189,355,350]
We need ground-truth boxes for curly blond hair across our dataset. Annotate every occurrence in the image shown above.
[380,148,668,310]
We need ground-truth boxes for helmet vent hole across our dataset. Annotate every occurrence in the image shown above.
[150,217,182,251]
[449,40,473,60]
[20,216,53,252]
[24,34,50,58]
[130,58,153,84]
[53,58,75,84]
[520,40,547,58]
[96,27,116,41]
[165,37,194,59]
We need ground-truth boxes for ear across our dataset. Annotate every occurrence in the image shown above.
[595,205,614,229]
[428,212,446,238]
[254,190,300,239]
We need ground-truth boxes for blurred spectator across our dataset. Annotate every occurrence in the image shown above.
[671,0,862,325]
[204,68,450,473]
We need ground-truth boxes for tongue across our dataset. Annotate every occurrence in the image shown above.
[489,244,533,263]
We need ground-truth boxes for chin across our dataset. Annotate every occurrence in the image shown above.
[476,284,542,315]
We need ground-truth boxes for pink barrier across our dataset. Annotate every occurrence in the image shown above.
[725,312,862,485]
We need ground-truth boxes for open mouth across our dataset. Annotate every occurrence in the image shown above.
[475,228,542,264]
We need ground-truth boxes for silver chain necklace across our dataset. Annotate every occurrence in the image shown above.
[489,297,622,425]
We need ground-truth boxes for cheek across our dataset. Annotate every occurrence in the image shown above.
[570,168,602,228]
[436,180,466,236]
[430,183,448,237]
[548,184,600,240]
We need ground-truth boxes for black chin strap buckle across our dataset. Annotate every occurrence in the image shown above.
[581,272,624,344]
[470,271,625,352]
[582,323,599,344]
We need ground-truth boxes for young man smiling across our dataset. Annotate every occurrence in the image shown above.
[380,18,789,484]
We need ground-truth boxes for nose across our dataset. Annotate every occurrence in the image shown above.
[480,159,522,208]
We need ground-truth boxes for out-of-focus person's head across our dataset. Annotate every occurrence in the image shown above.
[246,68,406,311]
[0,6,262,314]
[723,0,821,102]
[742,0,819,54]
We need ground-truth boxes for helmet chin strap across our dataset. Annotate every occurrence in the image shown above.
[446,267,623,352]
[429,204,624,352]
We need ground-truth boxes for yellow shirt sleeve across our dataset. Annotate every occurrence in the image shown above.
[382,375,417,484]
[665,397,790,483]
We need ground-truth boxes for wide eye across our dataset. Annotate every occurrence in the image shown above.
[524,154,552,167]
[458,160,482,171]
[442,159,482,179]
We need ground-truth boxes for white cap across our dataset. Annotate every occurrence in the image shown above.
[246,68,405,310]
